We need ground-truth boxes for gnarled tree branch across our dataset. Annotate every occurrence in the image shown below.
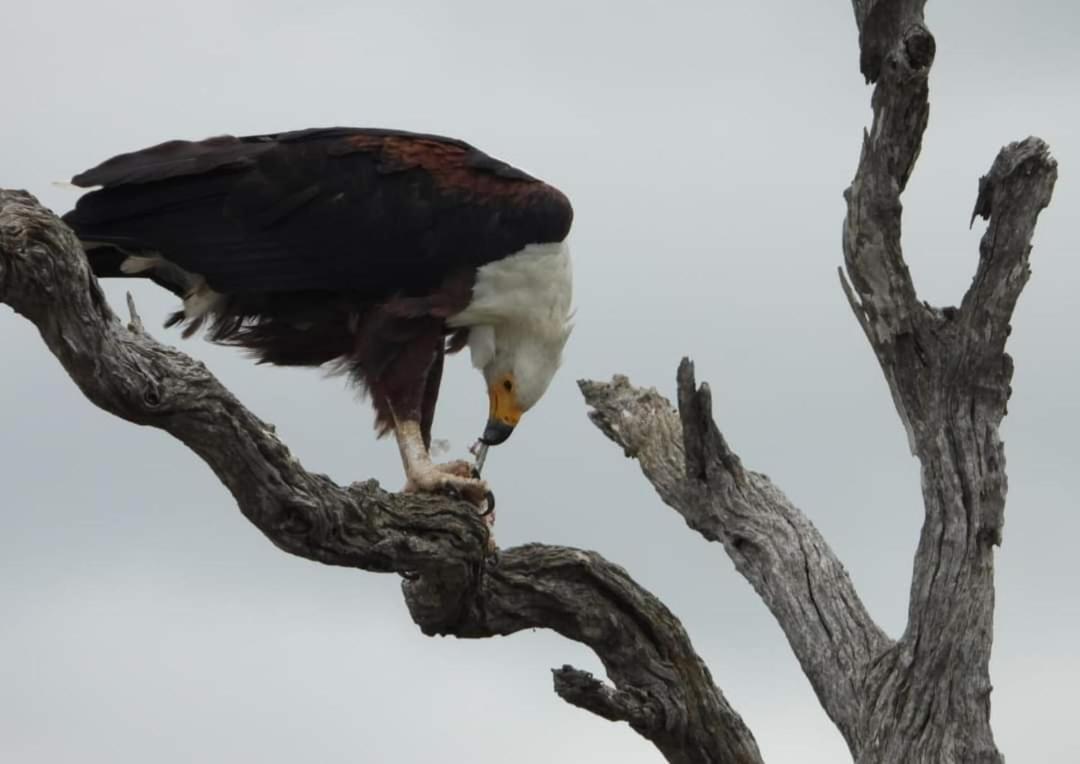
[403,545,762,763]
[581,370,891,752]
[962,137,1058,362]
[0,188,762,764]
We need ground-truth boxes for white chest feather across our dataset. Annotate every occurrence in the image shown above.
[448,241,573,333]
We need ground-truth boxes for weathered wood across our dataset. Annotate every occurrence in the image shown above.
[0,188,761,764]
[404,545,762,763]
[581,371,891,752]
[841,0,1056,758]
[579,1,1056,762]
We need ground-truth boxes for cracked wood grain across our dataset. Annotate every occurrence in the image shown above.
[403,545,762,763]
[579,2,1055,761]
[581,369,891,752]
[841,1,1056,759]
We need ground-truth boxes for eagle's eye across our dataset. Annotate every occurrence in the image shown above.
[503,379,514,392]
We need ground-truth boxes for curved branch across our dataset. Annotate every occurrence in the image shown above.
[580,368,890,751]
[841,3,935,448]
[962,137,1058,361]
[552,666,657,725]
[404,545,763,764]
[0,189,761,764]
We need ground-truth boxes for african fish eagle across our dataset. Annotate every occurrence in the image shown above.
[62,127,574,506]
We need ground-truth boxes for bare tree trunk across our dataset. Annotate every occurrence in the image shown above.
[842,1,1056,758]
[582,1,1056,761]
[0,0,1058,761]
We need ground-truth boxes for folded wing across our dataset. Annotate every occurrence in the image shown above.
[64,127,573,297]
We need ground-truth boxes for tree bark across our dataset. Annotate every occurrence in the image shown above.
[841,1,1056,759]
[581,371,891,751]
[404,545,761,763]
[0,188,761,763]
[581,1,1056,761]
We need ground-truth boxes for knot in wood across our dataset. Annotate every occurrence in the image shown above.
[903,25,935,70]
[142,385,163,408]
[278,504,314,536]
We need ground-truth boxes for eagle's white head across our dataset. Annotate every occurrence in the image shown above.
[449,241,573,445]
[470,323,571,444]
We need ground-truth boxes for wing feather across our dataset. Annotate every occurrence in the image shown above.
[64,127,572,297]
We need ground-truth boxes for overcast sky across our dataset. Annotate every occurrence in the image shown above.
[1,1,1077,761]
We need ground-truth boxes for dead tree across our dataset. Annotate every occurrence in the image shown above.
[0,1,1057,761]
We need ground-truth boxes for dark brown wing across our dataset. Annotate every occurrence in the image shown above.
[63,127,573,296]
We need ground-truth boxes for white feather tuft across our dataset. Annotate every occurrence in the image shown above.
[183,284,225,319]
[467,325,497,369]
[120,255,163,275]
[51,181,99,192]
[448,240,573,342]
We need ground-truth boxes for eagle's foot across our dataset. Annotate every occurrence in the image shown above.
[404,463,491,510]
[431,459,476,479]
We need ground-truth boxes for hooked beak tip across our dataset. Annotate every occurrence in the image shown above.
[481,419,515,446]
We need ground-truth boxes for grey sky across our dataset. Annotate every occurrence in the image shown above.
[1,1,1077,761]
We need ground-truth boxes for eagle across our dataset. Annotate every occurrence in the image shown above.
[62,127,574,508]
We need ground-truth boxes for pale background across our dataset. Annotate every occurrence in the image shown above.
[1,1,1076,761]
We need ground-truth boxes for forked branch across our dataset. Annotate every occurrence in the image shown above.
[839,16,1057,760]
[581,369,890,751]
[577,1,1056,762]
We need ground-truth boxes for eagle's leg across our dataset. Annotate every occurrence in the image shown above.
[415,341,484,485]
[416,342,478,481]
[383,335,490,507]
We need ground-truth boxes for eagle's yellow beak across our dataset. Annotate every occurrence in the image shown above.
[483,375,522,445]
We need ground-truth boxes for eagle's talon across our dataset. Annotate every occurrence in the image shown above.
[458,480,491,507]
[404,463,490,508]
[480,491,496,517]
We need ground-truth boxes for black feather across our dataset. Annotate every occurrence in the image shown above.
[64,126,572,297]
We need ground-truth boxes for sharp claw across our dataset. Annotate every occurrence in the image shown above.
[404,466,490,510]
